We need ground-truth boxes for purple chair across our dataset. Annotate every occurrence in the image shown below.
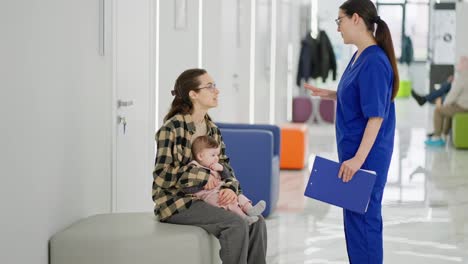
[319,99,336,123]
[293,96,313,123]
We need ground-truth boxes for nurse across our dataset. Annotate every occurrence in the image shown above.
[305,0,398,263]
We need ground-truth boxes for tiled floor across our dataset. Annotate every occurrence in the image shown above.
[265,98,468,263]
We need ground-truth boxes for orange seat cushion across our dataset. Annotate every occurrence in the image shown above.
[280,124,308,169]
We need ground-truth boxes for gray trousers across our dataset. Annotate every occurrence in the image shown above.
[165,201,267,264]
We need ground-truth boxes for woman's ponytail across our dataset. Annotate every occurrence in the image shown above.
[164,96,192,122]
[375,19,399,100]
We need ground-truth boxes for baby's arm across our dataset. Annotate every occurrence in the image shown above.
[210,162,223,171]
[209,163,230,184]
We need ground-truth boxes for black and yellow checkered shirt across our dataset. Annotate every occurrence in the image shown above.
[152,113,240,220]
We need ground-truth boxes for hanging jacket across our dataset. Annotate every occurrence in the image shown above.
[399,35,414,65]
[296,33,320,86]
[296,31,337,86]
[317,30,337,82]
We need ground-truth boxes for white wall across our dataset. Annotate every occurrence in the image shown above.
[456,2,468,57]
[157,0,200,125]
[274,0,293,124]
[254,0,272,123]
[202,0,223,121]
[0,0,112,263]
[202,0,255,124]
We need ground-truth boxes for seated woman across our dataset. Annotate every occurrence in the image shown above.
[425,56,468,146]
[152,68,267,264]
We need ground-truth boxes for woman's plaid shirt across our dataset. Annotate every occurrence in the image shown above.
[152,113,240,220]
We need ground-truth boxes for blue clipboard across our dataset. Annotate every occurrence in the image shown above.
[304,156,377,214]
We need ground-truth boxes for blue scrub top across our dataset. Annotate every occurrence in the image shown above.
[336,45,395,186]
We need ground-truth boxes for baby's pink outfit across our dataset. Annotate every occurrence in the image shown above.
[193,165,251,218]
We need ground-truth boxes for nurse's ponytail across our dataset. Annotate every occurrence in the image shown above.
[375,18,399,100]
[340,0,399,100]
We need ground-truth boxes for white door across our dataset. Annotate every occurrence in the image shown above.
[112,0,156,212]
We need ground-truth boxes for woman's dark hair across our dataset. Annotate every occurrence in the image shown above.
[164,68,207,121]
[340,0,399,100]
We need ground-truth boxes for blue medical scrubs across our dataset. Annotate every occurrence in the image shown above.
[336,45,395,264]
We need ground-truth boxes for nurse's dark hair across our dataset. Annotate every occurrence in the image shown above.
[340,0,399,100]
[164,68,207,122]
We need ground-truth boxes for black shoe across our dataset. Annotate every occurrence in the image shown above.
[411,90,427,106]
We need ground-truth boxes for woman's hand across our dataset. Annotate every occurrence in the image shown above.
[304,83,337,100]
[338,156,365,183]
[204,175,217,190]
[209,162,223,171]
[218,188,237,206]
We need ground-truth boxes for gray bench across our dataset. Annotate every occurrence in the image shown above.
[50,212,222,264]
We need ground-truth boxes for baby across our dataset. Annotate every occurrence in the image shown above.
[189,135,266,224]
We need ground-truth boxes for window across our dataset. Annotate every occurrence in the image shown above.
[378,5,404,58]
[405,3,429,60]
[377,0,430,61]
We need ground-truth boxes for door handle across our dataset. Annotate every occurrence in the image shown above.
[117,115,127,134]
[117,100,134,108]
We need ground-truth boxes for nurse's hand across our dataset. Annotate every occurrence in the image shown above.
[338,156,364,183]
[304,83,337,100]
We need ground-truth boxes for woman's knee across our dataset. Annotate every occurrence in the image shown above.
[255,215,266,228]
[219,214,249,243]
[250,215,267,234]
[230,214,250,231]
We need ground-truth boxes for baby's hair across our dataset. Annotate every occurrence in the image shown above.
[191,136,219,161]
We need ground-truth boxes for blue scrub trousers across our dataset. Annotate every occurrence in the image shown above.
[344,180,385,264]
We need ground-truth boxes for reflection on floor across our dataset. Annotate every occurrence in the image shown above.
[265,99,468,264]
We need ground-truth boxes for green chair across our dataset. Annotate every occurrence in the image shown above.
[452,112,468,148]
[397,80,412,98]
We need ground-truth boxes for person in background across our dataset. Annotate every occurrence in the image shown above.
[305,0,398,263]
[425,56,468,146]
[153,69,267,264]
[411,75,454,106]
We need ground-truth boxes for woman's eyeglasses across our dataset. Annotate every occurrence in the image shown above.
[197,83,218,92]
[335,16,346,26]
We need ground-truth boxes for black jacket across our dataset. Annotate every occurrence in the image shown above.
[296,33,319,86]
[296,31,337,86]
[317,30,337,82]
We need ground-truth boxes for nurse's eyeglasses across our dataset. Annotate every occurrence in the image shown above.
[335,16,346,26]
